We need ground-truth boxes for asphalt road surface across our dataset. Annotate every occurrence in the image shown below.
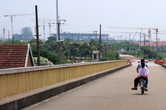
[23,62,166,110]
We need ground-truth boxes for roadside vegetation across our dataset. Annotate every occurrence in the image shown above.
[0,38,119,65]
[110,41,166,60]
[0,39,165,65]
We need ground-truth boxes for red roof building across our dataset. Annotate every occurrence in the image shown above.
[0,44,34,69]
[135,42,166,47]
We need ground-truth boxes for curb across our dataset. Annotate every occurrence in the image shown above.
[162,64,166,68]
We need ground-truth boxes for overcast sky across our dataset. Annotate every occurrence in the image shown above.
[1,0,166,41]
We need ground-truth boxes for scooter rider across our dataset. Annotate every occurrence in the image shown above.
[137,59,149,89]
[137,60,148,73]
[132,59,149,91]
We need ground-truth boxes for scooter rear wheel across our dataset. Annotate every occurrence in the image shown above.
[141,87,144,95]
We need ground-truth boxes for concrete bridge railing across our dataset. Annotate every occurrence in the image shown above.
[0,60,127,99]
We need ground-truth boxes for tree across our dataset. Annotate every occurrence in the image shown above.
[70,43,79,60]
[78,42,90,59]
[32,49,59,64]
[48,36,57,41]
[62,42,73,61]
[43,40,57,53]
[89,39,97,59]
[28,39,43,50]
[13,40,21,44]
[89,39,97,47]
[141,46,160,59]
[64,38,72,43]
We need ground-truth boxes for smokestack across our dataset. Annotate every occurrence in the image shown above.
[148,28,151,41]
[3,27,5,41]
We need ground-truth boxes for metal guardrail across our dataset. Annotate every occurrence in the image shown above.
[154,60,166,68]
[154,60,165,65]
[0,60,127,99]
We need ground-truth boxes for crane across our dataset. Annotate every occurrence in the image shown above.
[41,19,56,39]
[31,19,57,40]
[107,26,157,30]
[107,26,158,41]
[103,30,138,41]
[4,14,34,43]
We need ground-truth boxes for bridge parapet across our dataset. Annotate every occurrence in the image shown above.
[0,60,127,99]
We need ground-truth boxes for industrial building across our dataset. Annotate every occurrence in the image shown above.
[52,32,112,42]
[13,27,34,42]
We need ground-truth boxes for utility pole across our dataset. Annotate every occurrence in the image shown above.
[58,22,60,41]
[99,24,101,60]
[35,5,40,66]
[31,19,56,40]
[57,19,66,64]
[58,21,61,63]
[57,19,66,39]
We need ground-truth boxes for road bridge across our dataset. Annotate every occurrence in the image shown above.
[0,60,127,110]
[23,62,166,110]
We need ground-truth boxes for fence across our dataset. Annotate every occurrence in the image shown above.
[0,60,127,99]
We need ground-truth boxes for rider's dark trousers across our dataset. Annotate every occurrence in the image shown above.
[134,76,148,88]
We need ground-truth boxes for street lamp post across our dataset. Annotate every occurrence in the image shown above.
[56,0,59,40]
